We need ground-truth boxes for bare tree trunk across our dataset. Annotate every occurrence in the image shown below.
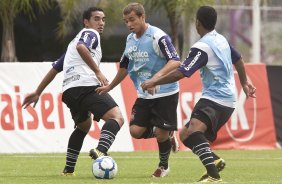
[169,14,179,55]
[181,11,191,60]
[1,12,17,62]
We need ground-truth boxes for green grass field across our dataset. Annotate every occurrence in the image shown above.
[1,150,282,184]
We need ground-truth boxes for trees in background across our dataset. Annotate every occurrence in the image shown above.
[144,0,213,59]
[0,0,51,62]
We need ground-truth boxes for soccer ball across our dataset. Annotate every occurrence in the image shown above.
[92,156,118,179]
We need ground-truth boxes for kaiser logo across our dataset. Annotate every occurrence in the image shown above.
[225,75,257,142]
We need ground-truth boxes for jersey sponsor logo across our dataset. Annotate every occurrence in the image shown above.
[66,66,74,74]
[160,38,172,58]
[63,74,80,86]
[83,32,90,42]
[90,36,96,49]
[184,51,201,71]
[137,71,151,78]
[53,60,58,66]
[127,46,149,62]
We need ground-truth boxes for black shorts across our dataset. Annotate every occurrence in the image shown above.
[62,86,118,124]
[185,98,234,142]
[130,93,178,131]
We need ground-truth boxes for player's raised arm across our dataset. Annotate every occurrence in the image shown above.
[76,38,108,86]
[230,46,256,98]
[22,54,64,108]
[141,69,184,91]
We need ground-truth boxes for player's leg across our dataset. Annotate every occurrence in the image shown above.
[89,106,124,159]
[180,98,234,182]
[152,127,171,177]
[62,117,92,175]
[198,151,226,181]
[61,87,93,175]
[169,131,180,153]
[180,119,221,181]
[211,152,226,172]
[129,98,155,139]
[84,90,124,159]
[151,93,179,177]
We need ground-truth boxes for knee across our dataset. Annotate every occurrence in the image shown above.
[103,107,124,128]
[129,126,143,139]
[155,129,169,142]
[179,127,192,142]
[179,128,187,142]
[114,116,124,128]
[77,118,92,133]
[156,134,168,142]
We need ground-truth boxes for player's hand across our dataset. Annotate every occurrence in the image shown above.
[95,71,109,86]
[242,81,256,98]
[141,79,156,92]
[22,92,40,109]
[96,85,111,95]
[147,87,156,95]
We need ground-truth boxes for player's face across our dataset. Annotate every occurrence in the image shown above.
[84,11,105,34]
[123,11,145,37]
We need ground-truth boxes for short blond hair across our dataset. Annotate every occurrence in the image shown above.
[123,2,145,17]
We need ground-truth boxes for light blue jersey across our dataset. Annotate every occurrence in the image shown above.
[178,30,237,107]
[120,25,180,99]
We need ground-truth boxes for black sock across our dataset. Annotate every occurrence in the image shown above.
[212,152,220,160]
[158,138,171,169]
[97,119,120,153]
[65,128,87,172]
[182,131,220,179]
[140,126,155,139]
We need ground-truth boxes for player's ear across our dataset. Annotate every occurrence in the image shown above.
[196,19,200,27]
[141,14,145,21]
[83,19,89,27]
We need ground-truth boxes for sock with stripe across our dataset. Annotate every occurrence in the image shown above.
[157,138,171,169]
[96,119,120,153]
[64,128,87,172]
[211,152,220,160]
[182,131,220,179]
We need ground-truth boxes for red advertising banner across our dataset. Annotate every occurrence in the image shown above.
[0,63,276,153]
[212,64,277,149]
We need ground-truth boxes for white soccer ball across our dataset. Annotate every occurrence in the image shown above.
[92,156,118,179]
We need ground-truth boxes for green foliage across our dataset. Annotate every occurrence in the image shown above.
[98,0,145,24]
[0,0,51,20]
[144,0,214,22]
[1,150,282,184]
[55,0,145,40]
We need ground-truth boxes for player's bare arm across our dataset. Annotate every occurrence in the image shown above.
[96,68,128,95]
[22,68,59,108]
[141,69,184,91]
[151,60,181,80]
[76,43,108,86]
[234,58,256,98]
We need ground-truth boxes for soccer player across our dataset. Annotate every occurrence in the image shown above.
[22,7,124,176]
[95,3,180,177]
[141,6,256,182]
